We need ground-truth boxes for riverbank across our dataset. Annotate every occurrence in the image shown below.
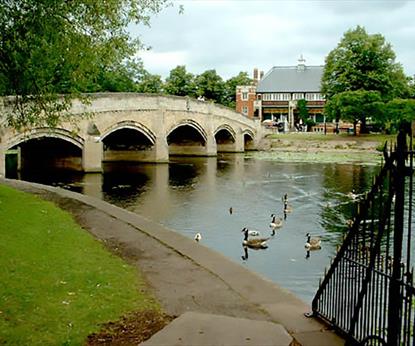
[255,132,394,164]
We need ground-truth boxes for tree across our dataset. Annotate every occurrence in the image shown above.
[223,72,252,108]
[381,98,415,133]
[195,69,225,104]
[324,90,383,134]
[136,72,164,94]
[89,59,145,93]
[0,0,170,130]
[322,26,409,102]
[164,66,196,97]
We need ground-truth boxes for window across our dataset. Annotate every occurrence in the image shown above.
[305,93,324,101]
[292,93,304,100]
[242,92,248,100]
[242,106,248,115]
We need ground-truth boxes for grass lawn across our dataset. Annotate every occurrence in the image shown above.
[0,184,160,345]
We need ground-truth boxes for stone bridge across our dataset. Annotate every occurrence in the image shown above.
[0,93,267,175]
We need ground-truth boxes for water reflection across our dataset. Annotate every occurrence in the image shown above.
[11,154,380,303]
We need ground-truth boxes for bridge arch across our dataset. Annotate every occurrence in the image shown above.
[214,124,239,153]
[167,119,210,156]
[6,127,84,150]
[243,129,255,151]
[214,124,236,141]
[167,119,207,143]
[6,128,84,172]
[101,120,156,145]
[100,120,159,163]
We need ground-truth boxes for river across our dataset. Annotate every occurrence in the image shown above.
[12,152,380,304]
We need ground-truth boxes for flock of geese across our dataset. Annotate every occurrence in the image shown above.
[194,193,322,257]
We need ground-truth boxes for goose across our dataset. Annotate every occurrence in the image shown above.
[305,233,321,250]
[241,228,269,249]
[247,229,260,236]
[194,233,202,242]
[284,202,293,213]
[269,214,283,229]
[241,246,249,260]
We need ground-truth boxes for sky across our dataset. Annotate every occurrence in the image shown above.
[131,0,415,81]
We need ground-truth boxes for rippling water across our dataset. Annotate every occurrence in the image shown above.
[15,153,380,304]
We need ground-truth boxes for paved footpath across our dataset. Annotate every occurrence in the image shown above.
[2,179,345,346]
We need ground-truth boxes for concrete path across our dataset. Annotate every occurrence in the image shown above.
[2,179,344,346]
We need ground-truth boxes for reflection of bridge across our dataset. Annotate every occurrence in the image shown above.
[0,93,266,175]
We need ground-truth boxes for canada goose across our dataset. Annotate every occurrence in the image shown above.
[241,246,248,260]
[281,193,288,203]
[269,214,283,229]
[194,233,202,242]
[241,228,269,249]
[247,230,260,236]
[284,202,293,213]
[305,233,321,250]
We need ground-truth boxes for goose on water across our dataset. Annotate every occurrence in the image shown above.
[247,229,260,236]
[283,202,293,213]
[241,228,269,249]
[270,214,283,229]
[305,233,321,250]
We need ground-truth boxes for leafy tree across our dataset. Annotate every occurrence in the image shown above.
[324,90,383,134]
[164,65,196,97]
[136,72,164,94]
[381,99,415,133]
[0,0,169,130]
[322,26,409,102]
[89,59,146,93]
[296,99,315,131]
[195,69,225,104]
[223,72,252,108]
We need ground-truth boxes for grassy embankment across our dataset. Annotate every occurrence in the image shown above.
[0,184,160,345]
[254,132,397,164]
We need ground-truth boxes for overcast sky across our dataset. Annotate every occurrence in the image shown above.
[131,0,415,81]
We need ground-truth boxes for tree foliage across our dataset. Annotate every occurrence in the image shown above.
[322,26,409,102]
[381,98,415,132]
[0,0,169,130]
[136,72,164,94]
[222,72,252,108]
[164,65,196,97]
[324,90,383,133]
[195,69,224,104]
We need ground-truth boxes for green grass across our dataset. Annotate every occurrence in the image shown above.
[0,184,160,345]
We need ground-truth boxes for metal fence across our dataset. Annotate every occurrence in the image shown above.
[309,122,415,346]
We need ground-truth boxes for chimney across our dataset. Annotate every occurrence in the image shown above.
[253,68,259,81]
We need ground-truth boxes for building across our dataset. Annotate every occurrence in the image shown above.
[235,68,263,118]
[236,57,326,131]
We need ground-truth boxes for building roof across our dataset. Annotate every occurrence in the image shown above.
[256,64,324,93]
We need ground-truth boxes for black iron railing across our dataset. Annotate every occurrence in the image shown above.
[309,122,415,346]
